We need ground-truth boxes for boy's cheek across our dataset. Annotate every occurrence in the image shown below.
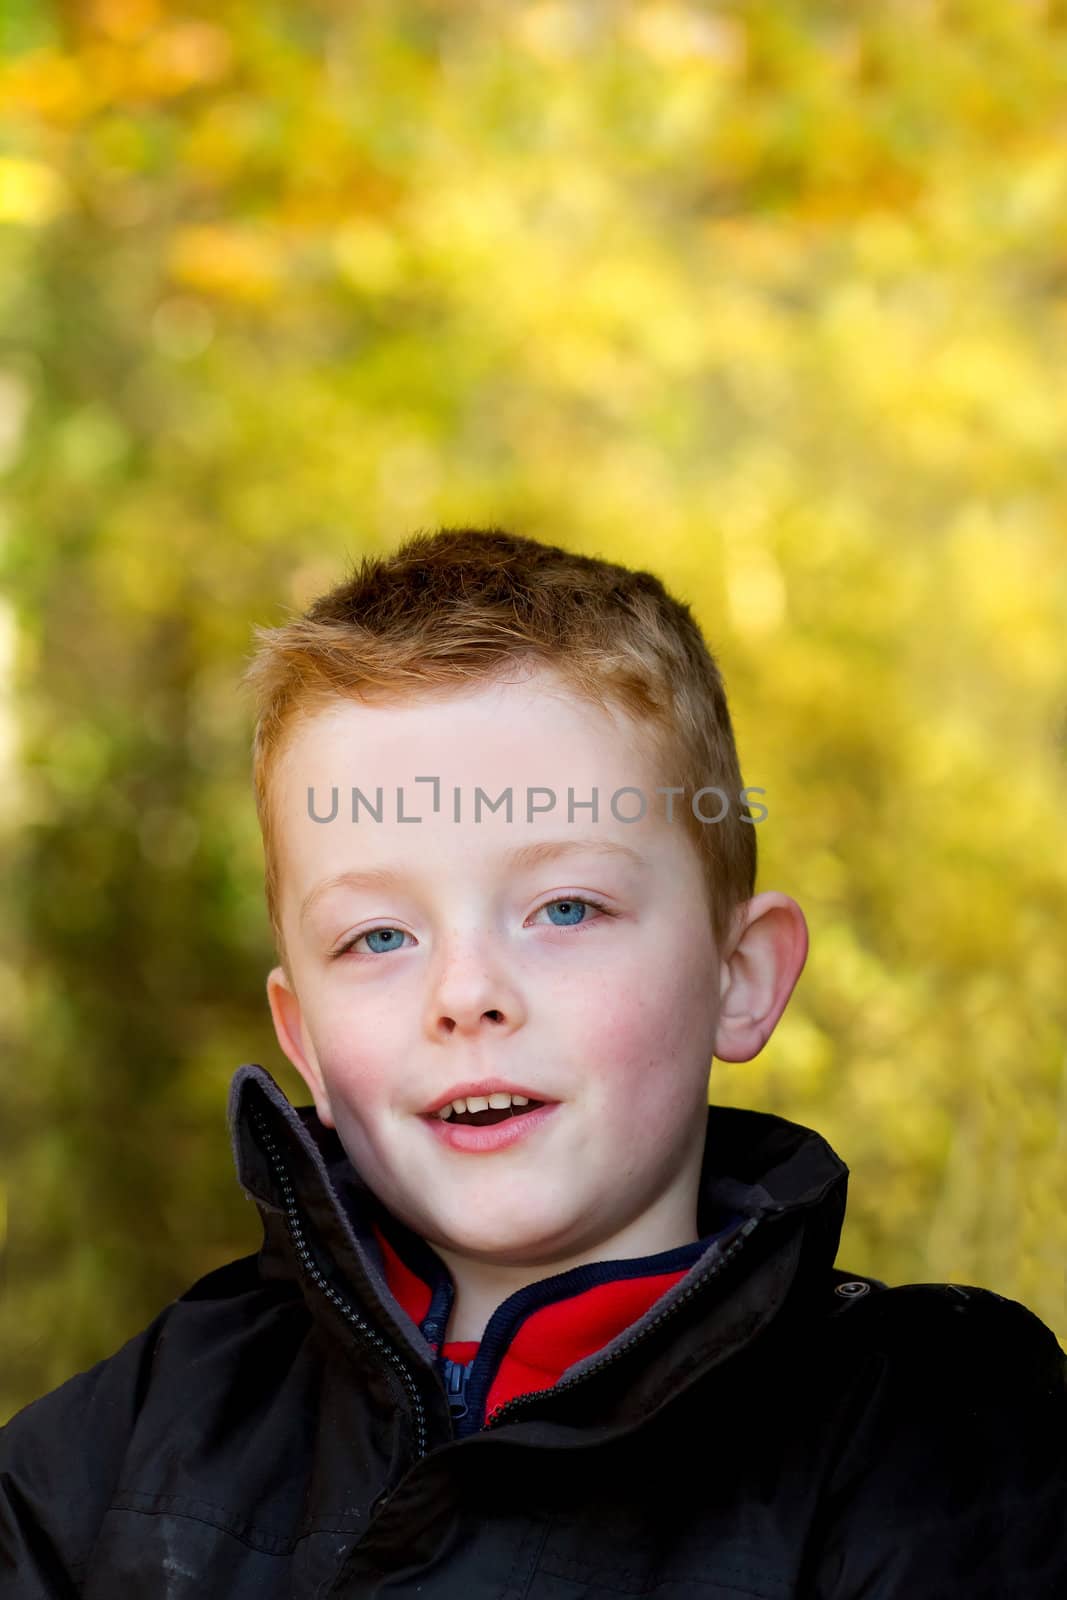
[305,1039,397,1117]
[592,963,713,1067]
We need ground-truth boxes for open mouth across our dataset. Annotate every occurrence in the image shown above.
[430,1099,548,1128]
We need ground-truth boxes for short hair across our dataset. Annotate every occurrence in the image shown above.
[241,527,757,974]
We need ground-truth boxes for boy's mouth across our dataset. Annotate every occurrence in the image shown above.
[428,1094,550,1132]
[422,1090,550,1126]
[444,1101,546,1128]
[421,1096,561,1152]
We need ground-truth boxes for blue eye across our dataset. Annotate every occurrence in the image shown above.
[542,898,588,926]
[534,895,613,929]
[335,926,413,959]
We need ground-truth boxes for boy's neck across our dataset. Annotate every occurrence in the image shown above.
[436,1209,703,1345]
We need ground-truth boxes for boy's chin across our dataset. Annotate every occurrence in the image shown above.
[419,1207,582,1265]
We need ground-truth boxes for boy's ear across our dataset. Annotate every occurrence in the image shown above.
[265,965,336,1127]
[713,893,809,1064]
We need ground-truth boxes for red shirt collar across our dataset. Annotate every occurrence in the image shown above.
[372,1217,708,1423]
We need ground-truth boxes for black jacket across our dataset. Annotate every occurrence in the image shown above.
[2,1062,1064,1598]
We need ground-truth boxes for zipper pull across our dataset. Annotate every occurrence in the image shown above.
[442,1356,473,1419]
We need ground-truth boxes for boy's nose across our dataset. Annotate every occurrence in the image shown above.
[422,921,529,1037]
[427,953,526,1038]
[436,1005,508,1035]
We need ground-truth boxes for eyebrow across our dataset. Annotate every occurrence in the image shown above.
[299,838,646,924]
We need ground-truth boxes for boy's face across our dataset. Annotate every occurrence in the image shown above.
[266,668,769,1274]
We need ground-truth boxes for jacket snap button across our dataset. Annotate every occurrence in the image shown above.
[834,1280,870,1298]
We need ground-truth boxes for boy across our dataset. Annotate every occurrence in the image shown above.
[1,526,1064,1598]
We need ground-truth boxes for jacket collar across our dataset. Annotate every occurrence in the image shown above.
[228,1062,850,1439]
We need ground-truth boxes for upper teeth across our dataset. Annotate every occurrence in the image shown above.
[437,1092,531,1119]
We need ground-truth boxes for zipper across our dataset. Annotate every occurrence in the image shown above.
[483,1214,762,1431]
[249,1105,431,1461]
[441,1355,473,1419]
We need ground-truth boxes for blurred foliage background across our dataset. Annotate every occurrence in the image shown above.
[2,0,1066,1423]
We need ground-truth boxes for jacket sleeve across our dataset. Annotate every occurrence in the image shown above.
[0,1307,171,1598]
[811,1286,1067,1599]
